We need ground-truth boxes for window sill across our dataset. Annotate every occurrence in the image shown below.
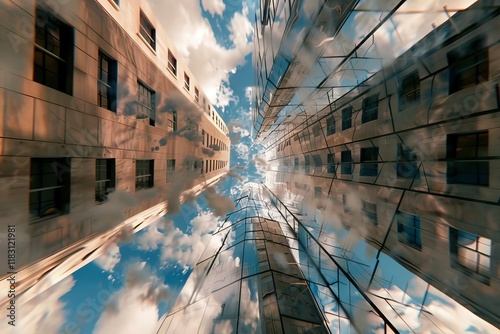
[136,32,156,55]
[108,0,120,10]
[167,68,177,78]
[29,212,65,224]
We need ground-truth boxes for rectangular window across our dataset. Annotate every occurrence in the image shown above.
[166,159,175,183]
[397,143,419,179]
[362,94,378,123]
[95,159,115,202]
[342,194,350,213]
[314,187,322,198]
[449,227,491,284]
[399,71,420,111]
[195,87,199,102]
[139,10,155,50]
[98,51,117,112]
[341,150,352,175]
[184,72,190,91]
[294,157,299,171]
[327,153,335,174]
[136,159,154,190]
[326,116,335,136]
[30,158,71,220]
[447,132,488,186]
[342,107,352,130]
[448,40,488,94]
[312,154,322,172]
[362,200,377,225]
[313,123,321,137]
[167,50,177,76]
[137,81,155,126]
[397,213,422,250]
[304,156,310,173]
[34,8,74,95]
[360,147,379,177]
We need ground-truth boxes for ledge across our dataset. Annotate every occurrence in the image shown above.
[108,0,120,11]
[136,32,157,55]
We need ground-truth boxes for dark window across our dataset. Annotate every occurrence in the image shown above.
[195,87,199,102]
[397,143,419,179]
[95,159,115,202]
[397,213,421,250]
[167,50,177,76]
[294,134,299,141]
[360,147,379,177]
[312,154,322,171]
[294,157,299,170]
[137,81,155,126]
[362,200,377,225]
[326,116,335,136]
[30,158,71,220]
[166,159,175,183]
[136,160,154,190]
[98,51,117,112]
[184,72,190,91]
[448,40,488,94]
[449,227,491,284]
[342,107,352,130]
[341,150,352,175]
[399,71,420,110]
[342,194,350,213]
[304,156,310,173]
[327,153,335,173]
[314,187,322,198]
[113,0,119,5]
[139,11,155,50]
[34,8,74,95]
[362,94,378,123]
[313,123,321,137]
[447,132,488,186]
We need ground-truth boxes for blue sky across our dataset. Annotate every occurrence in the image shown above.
[44,1,264,333]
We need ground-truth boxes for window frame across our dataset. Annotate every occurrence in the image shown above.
[362,200,377,226]
[167,50,177,76]
[29,158,71,221]
[399,71,420,111]
[341,150,353,175]
[136,159,154,190]
[397,213,422,250]
[95,159,115,202]
[448,39,488,94]
[326,115,336,136]
[34,7,74,95]
[360,147,379,177]
[137,80,155,126]
[184,72,190,91]
[139,10,156,50]
[97,50,117,112]
[342,106,352,130]
[361,94,379,124]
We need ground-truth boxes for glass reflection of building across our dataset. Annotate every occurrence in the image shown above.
[0,0,229,304]
[248,0,500,332]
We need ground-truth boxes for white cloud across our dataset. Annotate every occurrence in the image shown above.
[204,186,236,216]
[234,142,250,160]
[0,276,75,334]
[201,0,225,16]
[137,214,221,267]
[93,261,170,334]
[150,0,254,109]
[94,243,121,272]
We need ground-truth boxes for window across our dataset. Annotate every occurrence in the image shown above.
[342,194,350,213]
[137,81,155,126]
[30,158,71,220]
[314,187,322,198]
[166,160,175,183]
[202,129,205,145]
[167,50,177,76]
[447,132,488,186]
[342,107,352,130]
[397,213,421,250]
[195,87,199,102]
[98,51,117,112]
[95,159,115,202]
[313,123,321,137]
[341,150,352,175]
[34,8,74,95]
[327,154,335,173]
[312,155,322,172]
[326,116,335,136]
[360,147,379,177]
[184,72,190,91]
[449,227,491,284]
[294,157,299,171]
[399,71,420,110]
[362,94,378,123]
[397,143,419,179]
[362,200,377,225]
[136,160,154,190]
[304,156,311,173]
[448,39,488,94]
[139,10,155,50]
